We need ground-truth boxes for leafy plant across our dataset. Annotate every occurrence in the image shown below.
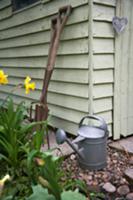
[27,185,56,200]
[0,97,47,170]
[27,150,62,200]
[27,185,86,200]
[90,192,105,200]
[61,190,86,200]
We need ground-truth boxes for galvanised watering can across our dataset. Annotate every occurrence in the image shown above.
[56,115,109,170]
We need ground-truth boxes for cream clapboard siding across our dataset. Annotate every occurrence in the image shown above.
[0,0,89,134]
[92,0,116,135]
[114,0,133,139]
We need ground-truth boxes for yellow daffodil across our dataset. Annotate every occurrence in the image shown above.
[0,174,11,196]
[24,76,36,94]
[0,70,8,85]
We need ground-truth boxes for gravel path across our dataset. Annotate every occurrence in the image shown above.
[61,144,133,200]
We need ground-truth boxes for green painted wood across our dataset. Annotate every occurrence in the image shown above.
[0,22,88,48]
[93,84,113,99]
[0,38,88,58]
[93,0,116,7]
[94,110,112,124]
[94,97,112,113]
[49,82,89,98]
[0,5,88,40]
[0,54,88,69]
[49,116,79,135]
[0,6,12,21]
[5,78,89,98]
[93,3,115,22]
[0,0,115,137]
[0,0,11,10]
[93,69,113,84]
[93,54,114,69]
[0,67,89,83]
[0,84,89,112]
[93,21,114,38]
[114,0,133,138]
[93,38,114,53]
[0,1,88,30]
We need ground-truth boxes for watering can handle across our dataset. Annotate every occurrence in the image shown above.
[79,115,108,132]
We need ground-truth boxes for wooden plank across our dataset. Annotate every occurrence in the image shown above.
[0,90,87,124]
[0,38,88,58]
[93,97,112,113]
[93,21,114,38]
[48,104,87,123]
[0,6,12,21]
[93,4,115,22]
[0,84,88,112]
[0,22,88,48]
[50,116,112,136]
[108,124,112,137]
[0,54,88,69]
[93,84,113,99]
[119,0,131,137]
[0,1,88,30]
[93,69,113,84]
[1,67,89,83]
[48,93,88,112]
[93,0,116,7]
[5,77,89,98]
[49,82,89,98]
[93,38,114,53]
[0,0,11,10]
[49,116,78,135]
[94,111,112,124]
[88,0,93,115]
[93,54,114,69]
[0,5,88,40]
[113,0,122,140]
[0,22,88,46]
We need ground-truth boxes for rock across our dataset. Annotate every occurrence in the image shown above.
[102,182,116,193]
[117,185,130,196]
[70,154,76,160]
[129,156,133,165]
[124,168,133,183]
[126,193,133,200]
[119,178,128,185]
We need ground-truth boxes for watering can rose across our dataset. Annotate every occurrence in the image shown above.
[0,70,8,85]
[24,76,36,94]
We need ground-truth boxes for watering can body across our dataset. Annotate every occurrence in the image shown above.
[56,115,108,170]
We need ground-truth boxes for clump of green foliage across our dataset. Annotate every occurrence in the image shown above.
[0,97,87,200]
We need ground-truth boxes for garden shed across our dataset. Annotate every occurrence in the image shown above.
[0,0,132,140]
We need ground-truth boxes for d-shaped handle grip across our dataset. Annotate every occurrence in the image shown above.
[79,115,108,133]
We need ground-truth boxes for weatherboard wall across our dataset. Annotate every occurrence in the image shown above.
[0,0,90,134]
[0,0,116,136]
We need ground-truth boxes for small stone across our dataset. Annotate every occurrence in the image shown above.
[119,178,128,185]
[88,175,93,181]
[117,185,130,196]
[102,182,116,193]
[124,168,133,182]
[126,193,133,200]
[113,152,119,157]
[113,159,118,164]
[129,156,133,165]
[70,154,76,160]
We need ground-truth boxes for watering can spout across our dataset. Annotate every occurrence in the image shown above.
[56,129,84,159]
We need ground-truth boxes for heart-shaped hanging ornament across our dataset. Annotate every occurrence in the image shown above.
[112,16,128,34]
